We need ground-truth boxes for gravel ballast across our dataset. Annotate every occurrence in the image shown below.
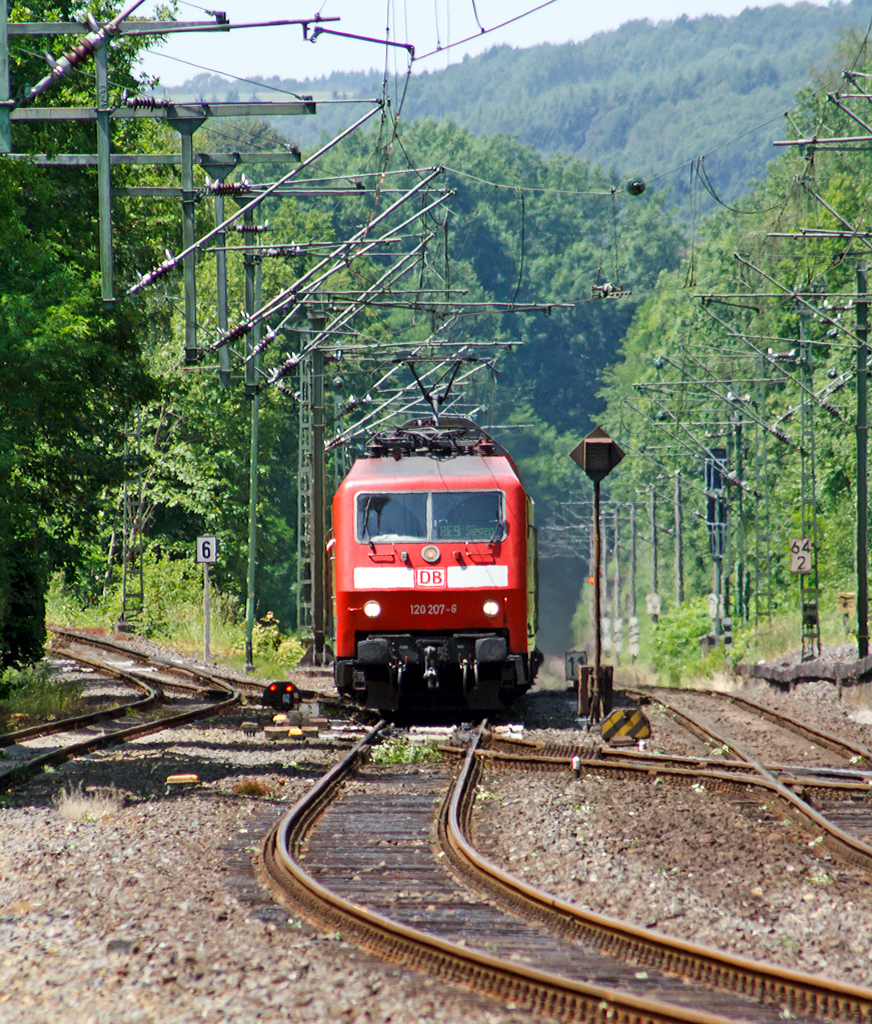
[0,709,534,1024]
[5,642,872,1020]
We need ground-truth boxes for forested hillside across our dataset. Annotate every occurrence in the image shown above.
[163,1,870,207]
[592,31,872,675]
[2,1,682,662]
[8,2,872,669]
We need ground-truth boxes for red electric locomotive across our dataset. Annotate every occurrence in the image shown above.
[331,417,542,713]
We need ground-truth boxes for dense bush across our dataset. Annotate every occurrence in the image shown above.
[650,598,716,684]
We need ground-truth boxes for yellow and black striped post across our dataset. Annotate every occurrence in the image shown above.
[601,707,651,742]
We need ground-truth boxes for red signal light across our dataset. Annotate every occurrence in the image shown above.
[284,684,294,693]
[268,683,278,692]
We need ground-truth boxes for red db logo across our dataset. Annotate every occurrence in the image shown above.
[415,567,446,588]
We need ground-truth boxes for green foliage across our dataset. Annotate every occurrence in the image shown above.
[0,1,179,665]
[589,29,872,663]
[651,598,715,684]
[14,3,871,673]
[0,662,84,722]
[179,3,869,214]
[370,739,444,765]
[136,553,204,638]
[250,612,305,668]
[0,156,153,666]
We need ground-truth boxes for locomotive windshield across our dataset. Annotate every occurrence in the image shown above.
[356,490,504,543]
[432,491,503,540]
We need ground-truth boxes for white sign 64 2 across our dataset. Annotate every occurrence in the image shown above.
[196,536,218,564]
[789,538,812,574]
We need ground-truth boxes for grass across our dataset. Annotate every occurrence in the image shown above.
[54,784,123,822]
[644,607,858,691]
[0,662,84,726]
[231,778,273,797]
[736,609,853,665]
[46,564,304,680]
[370,739,443,765]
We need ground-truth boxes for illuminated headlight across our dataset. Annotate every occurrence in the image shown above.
[363,600,382,618]
[421,545,440,563]
[482,599,500,618]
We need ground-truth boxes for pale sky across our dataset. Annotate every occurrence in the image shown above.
[137,0,834,86]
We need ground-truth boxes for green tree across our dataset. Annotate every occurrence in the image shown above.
[0,1,174,663]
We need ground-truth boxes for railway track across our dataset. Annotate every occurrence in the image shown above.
[0,630,244,791]
[260,724,872,1023]
[48,626,368,716]
[620,687,872,872]
[48,626,265,698]
[634,687,872,769]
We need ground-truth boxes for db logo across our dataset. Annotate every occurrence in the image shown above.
[415,567,446,588]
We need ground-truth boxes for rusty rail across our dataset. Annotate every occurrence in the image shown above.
[442,732,872,1023]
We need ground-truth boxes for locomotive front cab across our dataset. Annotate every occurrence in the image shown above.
[332,419,540,714]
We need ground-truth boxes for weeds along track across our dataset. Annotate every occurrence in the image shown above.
[260,725,872,1023]
[47,627,363,714]
[0,631,242,791]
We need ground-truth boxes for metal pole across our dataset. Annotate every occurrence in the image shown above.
[650,487,658,604]
[858,262,869,658]
[629,502,637,663]
[203,562,211,663]
[0,6,10,153]
[674,470,684,606]
[120,433,130,626]
[629,502,636,620]
[586,504,595,669]
[592,479,602,716]
[613,505,620,665]
[244,208,261,670]
[799,307,821,660]
[213,187,231,389]
[311,331,326,663]
[172,119,204,366]
[95,46,113,306]
[733,413,745,623]
[136,413,144,619]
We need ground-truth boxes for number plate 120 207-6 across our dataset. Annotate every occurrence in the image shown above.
[410,603,458,615]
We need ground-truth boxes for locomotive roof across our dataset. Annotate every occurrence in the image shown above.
[344,452,522,489]
[339,417,525,490]
[364,417,510,458]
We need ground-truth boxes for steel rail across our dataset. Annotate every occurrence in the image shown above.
[50,627,247,692]
[595,744,872,783]
[629,686,872,766]
[263,729,777,1024]
[444,737,872,1023]
[1,652,160,747]
[629,689,872,874]
[467,746,872,804]
[703,689,872,767]
[482,733,872,783]
[48,627,350,706]
[0,646,240,791]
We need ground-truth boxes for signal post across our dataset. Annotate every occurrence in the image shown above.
[570,427,625,723]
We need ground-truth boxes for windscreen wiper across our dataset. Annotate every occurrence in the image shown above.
[361,497,376,551]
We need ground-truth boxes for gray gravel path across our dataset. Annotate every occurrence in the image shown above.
[5,641,872,1022]
[0,708,531,1024]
